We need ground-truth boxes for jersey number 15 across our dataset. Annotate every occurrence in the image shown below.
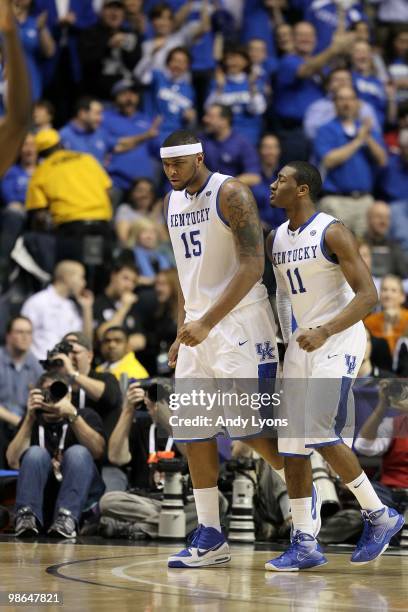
[181,230,202,258]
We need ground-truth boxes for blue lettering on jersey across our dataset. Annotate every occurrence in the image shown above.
[170,207,210,228]
[272,244,318,266]
[255,341,276,362]
[345,354,357,375]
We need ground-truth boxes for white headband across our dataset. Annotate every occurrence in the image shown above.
[160,143,203,158]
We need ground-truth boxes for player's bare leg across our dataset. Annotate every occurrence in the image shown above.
[244,437,284,471]
[186,440,219,489]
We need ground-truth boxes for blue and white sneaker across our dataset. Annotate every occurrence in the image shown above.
[350,506,404,565]
[265,531,328,572]
[168,525,231,568]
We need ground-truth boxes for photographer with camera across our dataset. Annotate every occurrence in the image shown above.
[354,379,408,521]
[6,371,106,538]
[99,381,199,539]
[47,331,124,491]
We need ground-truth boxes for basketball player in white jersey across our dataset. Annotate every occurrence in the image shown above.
[0,1,31,176]
[160,131,322,569]
[265,161,404,571]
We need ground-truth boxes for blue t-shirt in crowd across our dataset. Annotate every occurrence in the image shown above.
[274,54,323,122]
[1,164,31,205]
[150,70,195,141]
[17,15,44,101]
[304,1,364,52]
[206,75,265,144]
[379,153,408,202]
[352,72,387,126]
[241,0,276,59]
[102,109,155,190]
[251,170,286,229]
[314,118,385,193]
[200,131,261,177]
[59,121,117,165]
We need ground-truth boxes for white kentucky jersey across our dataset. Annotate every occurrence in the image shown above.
[167,172,267,320]
[271,211,354,328]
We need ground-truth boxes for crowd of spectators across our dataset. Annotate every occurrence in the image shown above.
[0,0,407,543]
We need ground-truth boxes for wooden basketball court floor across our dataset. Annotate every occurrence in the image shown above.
[0,537,407,611]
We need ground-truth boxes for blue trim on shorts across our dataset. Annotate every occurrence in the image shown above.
[305,438,343,448]
[334,376,353,437]
[320,219,340,264]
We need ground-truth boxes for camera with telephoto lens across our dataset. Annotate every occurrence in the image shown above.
[128,377,171,403]
[40,340,73,371]
[225,457,257,542]
[157,457,190,540]
[36,380,70,419]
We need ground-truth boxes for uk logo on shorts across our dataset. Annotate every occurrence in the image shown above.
[256,341,275,362]
[345,354,357,375]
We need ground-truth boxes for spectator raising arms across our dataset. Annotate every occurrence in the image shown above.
[365,274,408,355]
[205,45,267,145]
[12,0,55,101]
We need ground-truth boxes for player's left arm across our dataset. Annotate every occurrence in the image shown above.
[0,1,32,177]
[297,222,378,352]
[178,179,264,346]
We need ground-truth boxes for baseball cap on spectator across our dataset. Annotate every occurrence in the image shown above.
[34,128,60,153]
[111,78,142,98]
[63,332,93,352]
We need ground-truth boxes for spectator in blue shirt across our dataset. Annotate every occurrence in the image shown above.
[315,85,387,237]
[351,40,388,127]
[147,47,196,145]
[12,0,56,101]
[200,103,261,187]
[251,134,286,230]
[381,128,408,254]
[240,0,278,59]
[0,134,37,261]
[60,97,116,164]
[303,0,364,53]
[205,45,267,145]
[102,79,161,200]
[304,67,380,141]
[0,316,42,468]
[247,38,277,101]
[384,26,408,105]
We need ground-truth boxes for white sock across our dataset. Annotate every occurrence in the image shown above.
[193,487,221,532]
[346,473,384,513]
[291,497,314,537]
[274,467,286,484]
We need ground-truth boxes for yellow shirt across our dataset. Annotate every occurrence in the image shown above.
[26,150,112,225]
[96,351,149,382]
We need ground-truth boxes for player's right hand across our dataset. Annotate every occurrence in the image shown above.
[168,339,180,368]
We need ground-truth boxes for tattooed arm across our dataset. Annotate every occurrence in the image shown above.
[178,179,264,346]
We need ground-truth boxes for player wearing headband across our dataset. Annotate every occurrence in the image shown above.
[160,130,321,568]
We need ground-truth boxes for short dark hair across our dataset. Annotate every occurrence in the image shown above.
[36,370,70,388]
[6,315,32,334]
[102,326,128,340]
[150,2,172,20]
[34,99,55,119]
[161,129,200,148]
[111,260,139,276]
[75,96,99,115]
[287,161,322,202]
[210,104,233,125]
[166,46,191,66]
